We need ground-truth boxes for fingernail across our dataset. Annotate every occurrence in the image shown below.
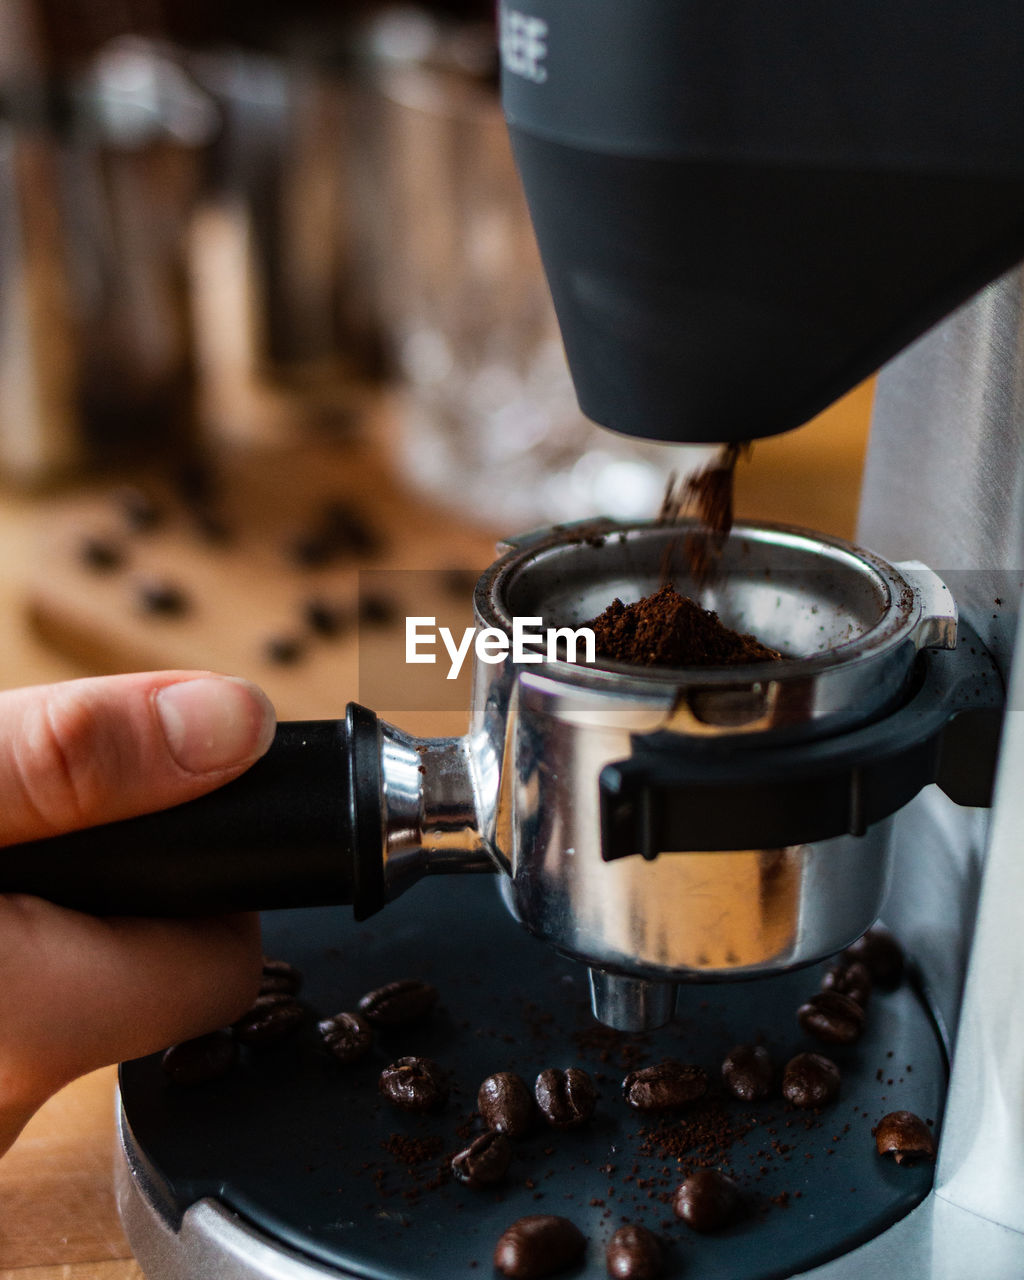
[155,677,276,774]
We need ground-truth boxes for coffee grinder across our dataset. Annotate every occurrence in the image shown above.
[5,0,1024,1274]
[497,0,1024,1271]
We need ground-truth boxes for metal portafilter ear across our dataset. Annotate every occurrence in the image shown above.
[0,521,1004,1034]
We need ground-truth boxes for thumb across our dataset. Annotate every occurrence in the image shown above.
[0,671,277,845]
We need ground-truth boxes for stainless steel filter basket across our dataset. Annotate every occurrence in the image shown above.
[466,519,997,1027]
[480,518,958,741]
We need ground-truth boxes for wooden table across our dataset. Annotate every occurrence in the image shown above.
[0,380,871,1277]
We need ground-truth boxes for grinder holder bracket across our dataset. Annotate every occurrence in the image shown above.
[599,619,1002,858]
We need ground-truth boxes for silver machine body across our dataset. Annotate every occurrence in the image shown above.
[828,264,1024,1277]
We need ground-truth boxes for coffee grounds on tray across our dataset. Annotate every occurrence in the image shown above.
[587,584,782,668]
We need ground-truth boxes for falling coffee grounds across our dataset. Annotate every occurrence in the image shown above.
[659,442,750,587]
[588,583,782,668]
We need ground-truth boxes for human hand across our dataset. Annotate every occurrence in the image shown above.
[0,670,276,1155]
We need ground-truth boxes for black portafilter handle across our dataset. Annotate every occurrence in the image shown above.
[0,704,387,921]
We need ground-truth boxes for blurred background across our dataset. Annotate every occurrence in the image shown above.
[0,0,873,731]
[0,0,872,1267]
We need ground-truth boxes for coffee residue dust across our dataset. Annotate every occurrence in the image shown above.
[588,584,781,669]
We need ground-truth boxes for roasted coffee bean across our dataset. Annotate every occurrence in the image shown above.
[442,567,479,598]
[174,459,218,509]
[303,596,348,638]
[822,960,872,1008]
[288,532,333,568]
[359,592,397,626]
[190,506,232,544]
[672,1168,741,1233]
[605,1223,664,1279]
[260,958,303,996]
[379,1056,448,1111]
[79,535,124,572]
[782,1052,841,1108]
[534,1067,597,1129]
[233,993,305,1045]
[874,1110,937,1165]
[622,1059,708,1111]
[287,501,381,568]
[797,990,866,1045]
[721,1044,774,1102]
[358,978,438,1027]
[493,1215,586,1279]
[114,485,162,532]
[451,1130,513,1187]
[162,1029,236,1085]
[841,926,905,989]
[321,499,380,556]
[263,634,305,665]
[318,1011,373,1064]
[479,1071,536,1137]
[136,577,189,616]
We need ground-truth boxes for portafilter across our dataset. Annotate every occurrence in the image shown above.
[0,519,1002,1030]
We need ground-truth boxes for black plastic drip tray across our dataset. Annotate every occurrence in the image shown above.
[120,877,945,1280]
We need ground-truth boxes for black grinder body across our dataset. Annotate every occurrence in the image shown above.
[499,0,1024,442]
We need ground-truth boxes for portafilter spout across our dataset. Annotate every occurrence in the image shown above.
[0,520,1004,1032]
[588,971,677,1035]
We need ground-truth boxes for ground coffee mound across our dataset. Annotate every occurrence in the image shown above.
[588,584,782,668]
